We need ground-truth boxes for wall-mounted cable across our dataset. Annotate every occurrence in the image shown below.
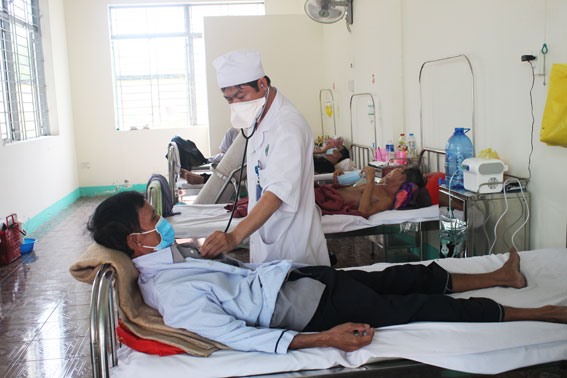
[522,58,536,184]
[488,178,530,254]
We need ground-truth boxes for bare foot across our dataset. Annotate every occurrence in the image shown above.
[180,169,205,185]
[540,305,567,323]
[504,305,567,323]
[497,250,527,288]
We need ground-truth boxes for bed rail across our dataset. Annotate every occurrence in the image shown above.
[90,263,120,378]
[212,163,247,204]
[350,143,373,170]
[417,147,445,174]
[167,143,179,204]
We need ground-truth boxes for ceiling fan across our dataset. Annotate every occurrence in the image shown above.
[304,0,353,30]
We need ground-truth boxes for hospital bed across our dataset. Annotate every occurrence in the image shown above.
[166,132,248,205]
[166,147,445,260]
[78,247,567,378]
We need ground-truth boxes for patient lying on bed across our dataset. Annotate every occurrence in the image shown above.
[87,191,567,355]
[316,166,431,217]
[313,137,350,174]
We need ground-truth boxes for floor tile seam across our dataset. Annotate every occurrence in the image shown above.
[18,335,86,355]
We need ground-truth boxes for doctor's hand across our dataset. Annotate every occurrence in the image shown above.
[200,231,239,259]
[289,323,374,352]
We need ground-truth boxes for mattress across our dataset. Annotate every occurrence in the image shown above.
[109,248,567,378]
[168,203,439,238]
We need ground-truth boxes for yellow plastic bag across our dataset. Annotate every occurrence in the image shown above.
[477,148,500,159]
[540,64,567,147]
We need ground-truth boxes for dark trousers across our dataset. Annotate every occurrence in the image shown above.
[296,264,502,332]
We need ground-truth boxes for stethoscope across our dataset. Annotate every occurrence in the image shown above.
[224,87,270,233]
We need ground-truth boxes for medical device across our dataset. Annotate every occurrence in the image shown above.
[462,158,507,194]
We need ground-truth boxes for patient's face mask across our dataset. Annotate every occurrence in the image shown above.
[229,88,269,129]
[133,216,175,251]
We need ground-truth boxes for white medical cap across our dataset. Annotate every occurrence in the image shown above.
[212,50,265,88]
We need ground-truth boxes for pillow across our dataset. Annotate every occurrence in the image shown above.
[335,158,354,171]
[424,172,445,205]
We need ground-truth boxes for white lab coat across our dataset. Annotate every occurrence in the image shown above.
[245,90,330,266]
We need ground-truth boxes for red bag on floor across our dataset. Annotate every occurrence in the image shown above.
[0,214,21,266]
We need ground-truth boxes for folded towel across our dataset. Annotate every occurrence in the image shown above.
[69,242,227,356]
[147,180,163,216]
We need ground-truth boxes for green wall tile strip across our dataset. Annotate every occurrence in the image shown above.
[23,188,81,234]
[23,184,146,234]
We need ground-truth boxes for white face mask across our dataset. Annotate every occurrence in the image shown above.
[229,93,267,129]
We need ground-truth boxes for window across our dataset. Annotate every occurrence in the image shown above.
[0,0,49,143]
[109,2,264,131]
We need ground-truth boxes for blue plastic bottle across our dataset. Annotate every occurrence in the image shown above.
[444,128,473,190]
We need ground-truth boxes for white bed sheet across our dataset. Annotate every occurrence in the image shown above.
[110,248,567,377]
[168,203,440,238]
[169,204,242,238]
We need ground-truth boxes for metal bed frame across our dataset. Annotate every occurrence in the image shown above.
[87,260,566,378]
[324,147,445,261]
[349,93,377,169]
[350,143,373,170]
[90,263,119,378]
[166,142,246,205]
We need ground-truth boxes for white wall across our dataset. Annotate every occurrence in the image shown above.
[322,0,566,248]
[204,15,324,151]
[0,0,78,227]
[64,0,201,188]
[64,0,307,188]
[403,0,567,249]
[2,0,564,249]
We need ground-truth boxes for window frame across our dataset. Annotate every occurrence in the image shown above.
[0,0,49,143]
[108,2,264,131]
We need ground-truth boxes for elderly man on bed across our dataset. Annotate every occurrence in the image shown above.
[315,166,431,218]
[87,191,567,355]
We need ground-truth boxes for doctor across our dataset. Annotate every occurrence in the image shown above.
[200,50,330,266]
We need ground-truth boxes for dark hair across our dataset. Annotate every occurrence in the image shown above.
[403,167,426,188]
[87,191,146,256]
[222,75,272,91]
[339,146,350,161]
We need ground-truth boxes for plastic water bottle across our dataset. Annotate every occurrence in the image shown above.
[385,142,395,164]
[407,132,417,159]
[397,133,407,151]
[444,127,473,190]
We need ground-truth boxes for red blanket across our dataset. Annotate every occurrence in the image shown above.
[224,197,249,218]
[224,185,365,218]
[314,184,365,217]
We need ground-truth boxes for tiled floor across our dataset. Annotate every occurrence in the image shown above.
[1,196,565,378]
[0,196,398,378]
[0,197,101,378]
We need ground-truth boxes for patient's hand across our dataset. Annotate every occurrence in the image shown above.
[290,323,374,352]
[362,166,375,182]
[332,169,345,185]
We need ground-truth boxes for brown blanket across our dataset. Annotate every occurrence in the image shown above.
[69,242,227,356]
